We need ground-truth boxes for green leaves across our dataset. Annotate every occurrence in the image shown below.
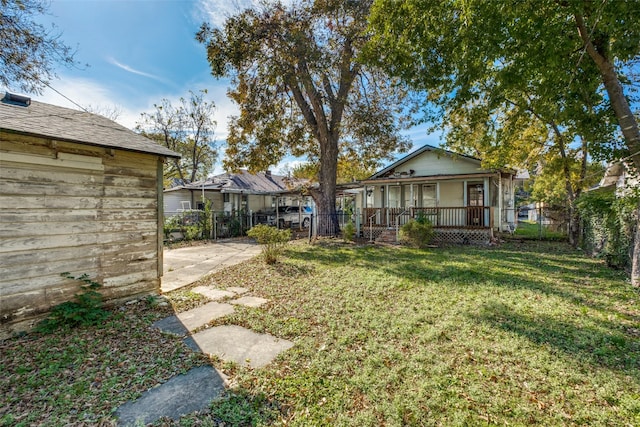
[197,1,413,184]
[36,273,109,333]
[1,0,78,94]
[247,224,291,264]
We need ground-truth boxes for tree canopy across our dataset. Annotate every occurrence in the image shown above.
[136,90,217,185]
[1,0,77,94]
[196,0,414,232]
[367,0,640,244]
[368,0,640,280]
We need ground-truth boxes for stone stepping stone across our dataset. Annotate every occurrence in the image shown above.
[152,301,234,336]
[227,286,249,294]
[114,365,225,426]
[184,325,294,368]
[230,296,268,308]
[191,286,236,301]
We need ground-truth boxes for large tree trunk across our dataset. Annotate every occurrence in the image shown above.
[310,133,340,236]
[575,13,640,285]
[551,121,580,246]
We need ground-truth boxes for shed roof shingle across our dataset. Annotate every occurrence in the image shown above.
[0,98,180,158]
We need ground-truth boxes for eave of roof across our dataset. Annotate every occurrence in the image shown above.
[361,172,499,185]
[0,99,180,159]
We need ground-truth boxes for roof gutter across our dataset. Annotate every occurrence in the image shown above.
[361,172,501,185]
[0,128,181,159]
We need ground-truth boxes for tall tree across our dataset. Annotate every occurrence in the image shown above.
[290,155,379,184]
[197,0,412,233]
[368,0,640,281]
[1,0,77,94]
[569,1,640,285]
[137,90,217,184]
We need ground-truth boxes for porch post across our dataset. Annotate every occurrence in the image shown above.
[484,176,491,229]
[385,185,389,226]
[410,183,414,207]
[463,181,468,206]
[497,173,503,231]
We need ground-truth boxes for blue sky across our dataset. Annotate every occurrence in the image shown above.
[24,0,438,174]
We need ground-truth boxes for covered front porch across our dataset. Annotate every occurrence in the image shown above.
[358,206,494,244]
[362,206,493,229]
[353,174,515,244]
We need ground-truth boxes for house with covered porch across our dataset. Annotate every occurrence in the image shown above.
[163,170,312,238]
[357,144,519,244]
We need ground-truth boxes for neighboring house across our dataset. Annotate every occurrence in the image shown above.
[164,169,311,217]
[358,144,520,244]
[0,93,179,339]
[596,160,638,195]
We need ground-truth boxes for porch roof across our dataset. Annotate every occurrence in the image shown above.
[361,172,498,185]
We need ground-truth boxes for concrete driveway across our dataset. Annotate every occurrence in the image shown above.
[161,240,262,293]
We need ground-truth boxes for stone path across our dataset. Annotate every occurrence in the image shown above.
[162,241,262,293]
[115,285,293,426]
[114,366,226,426]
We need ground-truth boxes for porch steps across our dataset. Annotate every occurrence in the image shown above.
[376,228,398,244]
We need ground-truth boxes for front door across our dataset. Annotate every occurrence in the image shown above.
[467,183,484,227]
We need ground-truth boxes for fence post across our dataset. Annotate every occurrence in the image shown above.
[214,212,217,240]
[369,214,374,243]
[538,205,542,240]
[308,214,313,243]
[210,209,214,239]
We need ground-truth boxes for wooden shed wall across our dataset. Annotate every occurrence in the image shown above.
[0,133,163,338]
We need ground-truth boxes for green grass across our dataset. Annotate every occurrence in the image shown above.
[192,240,639,426]
[0,301,207,426]
[2,241,638,426]
[513,220,567,240]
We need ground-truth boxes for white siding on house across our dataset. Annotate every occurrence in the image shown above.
[438,181,464,207]
[248,194,273,212]
[164,190,191,213]
[395,151,484,176]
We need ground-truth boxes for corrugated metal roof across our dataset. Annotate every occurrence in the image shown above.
[174,170,306,194]
[0,97,180,158]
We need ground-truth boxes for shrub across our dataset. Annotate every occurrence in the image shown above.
[400,218,434,248]
[198,199,213,239]
[342,221,356,242]
[247,224,291,264]
[163,215,182,240]
[183,225,201,241]
[37,273,109,332]
[577,189,637,270]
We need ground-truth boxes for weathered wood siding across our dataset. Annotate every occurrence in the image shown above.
[0,132,163,338]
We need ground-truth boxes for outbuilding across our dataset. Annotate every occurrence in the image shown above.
[0,93,179,338]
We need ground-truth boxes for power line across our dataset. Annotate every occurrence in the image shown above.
[41,81,89,113]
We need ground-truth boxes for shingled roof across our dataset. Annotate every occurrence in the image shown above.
[0,95,179,158]
[167,170,307,195]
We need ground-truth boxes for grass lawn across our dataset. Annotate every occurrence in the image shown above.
[513,220,567,241]
[2,240,639,426]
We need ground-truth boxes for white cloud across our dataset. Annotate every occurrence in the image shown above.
[30,75,239,140]
[106,57,168,84]
[31,77,141,129]
[275,158,307,175]
[196,0,296,28]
